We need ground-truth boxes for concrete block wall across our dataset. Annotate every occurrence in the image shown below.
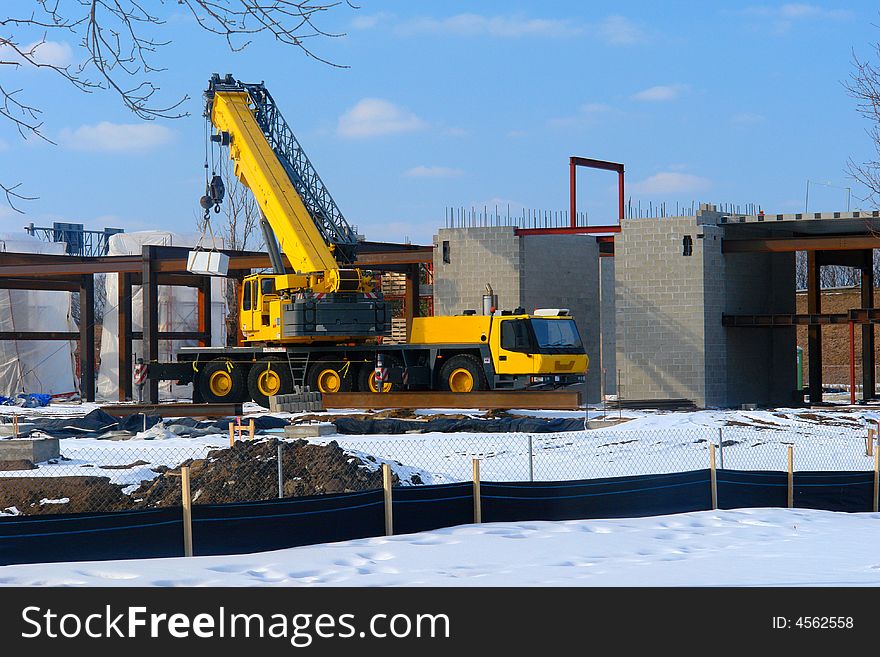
[432,227,604,402]
[600,256,616,394]
[433,227,521,316]
[615,216,709,405]
[520,234,601,401]
[616,209,797,408]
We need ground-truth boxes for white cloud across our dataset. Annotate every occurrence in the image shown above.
[0,40,73,67]
[404,165,464,179]
[598,15,644,45]
[632,84,689,102]
[631,172,712,195]
[745,4,852,20]
[547,102,611,128]
[731,112,766,125]
[337,98,427,138]
[395,13,583,38]
[742,4,853,32]
[351,13,393,30]
[60,122,175,152]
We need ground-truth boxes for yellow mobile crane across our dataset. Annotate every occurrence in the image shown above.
[150,74,588,407]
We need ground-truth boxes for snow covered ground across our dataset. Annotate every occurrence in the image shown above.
[2,508,879,586]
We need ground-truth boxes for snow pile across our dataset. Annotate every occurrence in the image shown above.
[2,508,880,586]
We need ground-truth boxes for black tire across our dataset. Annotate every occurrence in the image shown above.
[307,356,354,393]
[356,354,402,392]
[438,354,488,392]
[247,359,294,408]
[197,360,247,403]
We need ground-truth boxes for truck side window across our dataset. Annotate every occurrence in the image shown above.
[242,279,251,310]
[501,320,531,352]
[261,278,275,295]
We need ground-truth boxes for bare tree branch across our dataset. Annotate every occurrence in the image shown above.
[1,0,356,211]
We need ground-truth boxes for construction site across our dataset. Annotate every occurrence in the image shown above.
[3,70,880,571]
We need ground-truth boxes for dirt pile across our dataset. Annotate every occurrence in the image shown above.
[132,438,394,508]
[0,476,135,515]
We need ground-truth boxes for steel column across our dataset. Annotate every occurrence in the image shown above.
[403,263,420,342]
[850,321,856,405]
[197,279,212,347]
[142,245,160,403]
[118,272,133,401]
[807,251,822,404]
[862,250,875,400]
[79,274,95,402]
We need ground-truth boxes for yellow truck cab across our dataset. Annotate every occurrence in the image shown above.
[410,309,588,392]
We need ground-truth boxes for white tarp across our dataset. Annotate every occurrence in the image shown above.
[96,231,227,401]
[0,234,78,399]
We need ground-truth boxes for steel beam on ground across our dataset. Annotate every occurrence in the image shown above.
[321,390,582,410]
[99,402,243,418]
[723,235,880,253]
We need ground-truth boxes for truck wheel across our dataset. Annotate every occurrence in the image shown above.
[307,357,353,393]
[247,360,293,409]
[198,360,247,403]
[438,355,488,393]
[357,355,402,393]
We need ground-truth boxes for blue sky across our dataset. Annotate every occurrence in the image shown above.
[1,1,879,244]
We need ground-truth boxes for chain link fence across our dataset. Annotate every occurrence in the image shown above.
[1,421,877,516]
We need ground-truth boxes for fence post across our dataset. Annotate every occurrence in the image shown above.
[709,444,717,511]
[277,442,284,499]
[473,458,482,524]
[718,427,724,469]
[874,447,879,513]
[181,465,193,558]
[868,427,875,458]
[528,435,534,482]
[382,463,393,536]
[787,445,794,509]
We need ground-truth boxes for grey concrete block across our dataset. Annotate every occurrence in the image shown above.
[0,437,60,464]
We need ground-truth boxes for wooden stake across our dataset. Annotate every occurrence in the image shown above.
[382,463,393,536]
[473,458,482,524]
[868,428,876,458]
[181,465,193,558]
[229,422,235,447]
[12,415,18,439]
[874,447,879,514]
[787,445,794,509]
[709,443,717,511]
[249,418,255,440]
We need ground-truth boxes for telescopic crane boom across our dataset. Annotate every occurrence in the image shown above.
[204,73,370,295]
[202,73,387,344]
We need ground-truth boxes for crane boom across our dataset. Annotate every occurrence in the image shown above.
[205,74,357,277]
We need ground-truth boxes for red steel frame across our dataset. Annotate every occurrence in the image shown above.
[515,156,624,237]
[570,156,625,226]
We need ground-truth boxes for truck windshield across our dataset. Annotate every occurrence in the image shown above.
[530,319,583,350]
